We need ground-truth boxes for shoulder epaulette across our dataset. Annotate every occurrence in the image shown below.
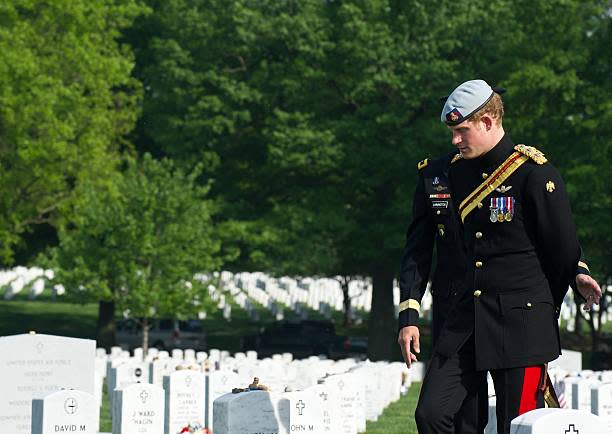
[451,153,462,164]
[417,158,429,170]
[514,144,547,165]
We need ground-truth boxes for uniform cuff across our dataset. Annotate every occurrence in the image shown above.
[398,308,420,331]
[577,261,590,276]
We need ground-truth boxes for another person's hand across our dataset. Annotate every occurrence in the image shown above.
[576,274,602,311]
[398,325,420,368]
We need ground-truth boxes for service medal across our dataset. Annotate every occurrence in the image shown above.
[504,212,513,222]
[490,208,498,223]
[497,213,505,222]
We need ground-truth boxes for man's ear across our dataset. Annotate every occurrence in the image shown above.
[482,116,493,131]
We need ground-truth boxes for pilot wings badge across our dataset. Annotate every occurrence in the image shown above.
[495,185,512,193]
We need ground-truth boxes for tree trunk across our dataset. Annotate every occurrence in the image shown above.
[367,266,396,361]
[341,277,351,326]
[96,300,116,350]
[142,317,149,357]
[574,306,582,335]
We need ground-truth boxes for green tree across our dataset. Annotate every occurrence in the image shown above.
[0,0,147,264]
[126,0,611,360]
[48,154,222,352]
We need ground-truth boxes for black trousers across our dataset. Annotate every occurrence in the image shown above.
[415,335,545,434]
[454,378,489,434]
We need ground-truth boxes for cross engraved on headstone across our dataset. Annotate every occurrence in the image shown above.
[64,398,78,415]
[319,392,328,401]
[185,375,192,387]
[135,367,143,378]
[338,380,345,391]
[565,425,579,434]
[140,390,149,404]
[36,342,44,354]
[222,375,228,384]
[296,400,306,416]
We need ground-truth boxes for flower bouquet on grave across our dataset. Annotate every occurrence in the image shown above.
[178,423,210,434]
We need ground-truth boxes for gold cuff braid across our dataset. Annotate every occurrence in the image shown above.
[578,261,590,272]
[399,299,421,313]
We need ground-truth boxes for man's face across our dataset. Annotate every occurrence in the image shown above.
[448,119,490,159]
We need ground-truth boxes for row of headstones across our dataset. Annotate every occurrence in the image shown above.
[213,271,375,316]
[98,346,247,407]
[0,266,64,300]
[3,266,606,329]
[35,359,415,434]
[102,343,422,423]
[31,385,611,434]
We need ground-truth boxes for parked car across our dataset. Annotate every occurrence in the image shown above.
[332,335,368,360]
[241,320,362,359]
[116,318,207,351]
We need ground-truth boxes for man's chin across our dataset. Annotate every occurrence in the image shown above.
[459,148,475,159]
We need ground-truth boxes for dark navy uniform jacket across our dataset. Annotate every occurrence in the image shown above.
[436,134,583,370]
[398,152,468,344]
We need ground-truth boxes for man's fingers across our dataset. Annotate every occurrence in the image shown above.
[412,334,421,354]
[398,335,411,368]
[398,326,420,368]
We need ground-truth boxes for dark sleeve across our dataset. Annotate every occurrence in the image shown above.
[569,244,590,303]
[524,163,581,310]
[398,171,436,330]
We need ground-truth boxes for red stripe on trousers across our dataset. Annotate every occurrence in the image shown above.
[519,366,542,415]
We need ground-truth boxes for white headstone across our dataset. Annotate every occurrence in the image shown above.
[409,361,426,382]
[323,373,361,434]
[484,396,497,434]
[310,383,341,433]
[0,334,95,434]
[107,363,149,407]
[163,370,206,434]
[149,359,168,387]
[213,391,290,434]
[205,370,239,431]
[31,389,97,434]
[548,349,582,372]
[591,382,612,433]
[509,408,605,433]
[562,376,581,409]
[284,389,324,434]
[112,383,165,434]
[572,377,599,411]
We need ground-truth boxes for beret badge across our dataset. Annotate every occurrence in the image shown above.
[446,108,462,123]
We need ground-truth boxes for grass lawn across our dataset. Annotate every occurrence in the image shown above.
[366,383,421,434]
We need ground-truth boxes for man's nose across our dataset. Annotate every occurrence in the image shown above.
[452,133,462,146]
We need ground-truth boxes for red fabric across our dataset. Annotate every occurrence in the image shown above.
[518,366,542,415]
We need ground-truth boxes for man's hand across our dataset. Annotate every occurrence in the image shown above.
[576,274,602,311]
[398,326,420,368]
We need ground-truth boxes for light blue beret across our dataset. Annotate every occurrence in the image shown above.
[441,80,503,125]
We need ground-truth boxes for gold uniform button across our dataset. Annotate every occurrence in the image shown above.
[436,210,441,215]
[475,261,483,268]
[475,232,483,239]
[526,302,532,308]
[477,202,483,209]
[473,290,482,297]
[482,173,489,179]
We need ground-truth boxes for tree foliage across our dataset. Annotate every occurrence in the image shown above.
[124,0,611,359]
[48,154,222,350]
[3,0,610,359]
[0,0,147,264]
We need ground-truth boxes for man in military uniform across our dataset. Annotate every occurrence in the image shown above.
[397,152,488,434]
[408,80,602,434]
